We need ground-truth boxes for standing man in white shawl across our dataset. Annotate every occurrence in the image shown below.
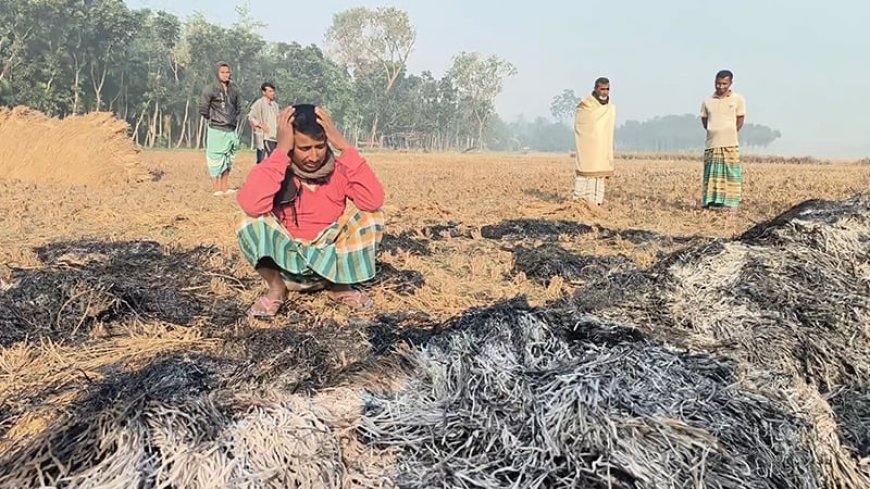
[573,77,616,205]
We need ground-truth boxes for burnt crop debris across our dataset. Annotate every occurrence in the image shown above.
[0,240,251,346]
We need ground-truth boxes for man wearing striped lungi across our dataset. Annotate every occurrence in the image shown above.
[235,104,385,318]
[700,70,746,211]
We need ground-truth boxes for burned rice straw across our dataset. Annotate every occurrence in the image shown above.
[571,193,870,392]
[380,231,432,256]
[828,387,870,459]
[565,192,870,485]
[359,194,870,488]
[366,263,426,297]
[0,240,251,346]
[2,192,866,487]
[510,243,635,286]
[480,218,594,240]
[360,304,824,488]
[0,351,375,488]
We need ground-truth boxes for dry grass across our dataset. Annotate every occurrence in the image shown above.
[1,141,868,486]
[1,147,866,379]
[3,149,866,317]
[0,106,146,186]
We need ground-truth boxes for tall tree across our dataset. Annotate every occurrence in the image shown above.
[447,52,516,149]
[1,0,73,113]
[325,7,415,146]
[549,89,580,124]
[741,124,782,148]
[0,0,39,84]
[84,0,138,111]
[256,41,358,138]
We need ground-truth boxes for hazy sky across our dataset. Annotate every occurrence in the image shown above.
[129,0,870,158]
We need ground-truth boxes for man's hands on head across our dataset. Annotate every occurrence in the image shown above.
[315,107,351,152]
[276,106,352,156]
[275,106,296,155]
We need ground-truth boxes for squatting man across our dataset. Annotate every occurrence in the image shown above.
[235,104,386,318]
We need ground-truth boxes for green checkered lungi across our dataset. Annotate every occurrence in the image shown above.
[206,127,241,178]
[235,210,385,285]
[702,146,742,208]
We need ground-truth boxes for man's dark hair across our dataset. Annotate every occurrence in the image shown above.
[216,62,230,72]
[261,81,275,92]
[292,104,326,141]
[716,69,733,80]
[595,77,610,87]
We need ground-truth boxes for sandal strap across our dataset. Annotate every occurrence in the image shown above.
[258,297,283,307]
[331,289,373,309]
[248,296,284,317]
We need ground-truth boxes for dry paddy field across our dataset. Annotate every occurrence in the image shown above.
[2,150,865,322]
[1,126,869,488]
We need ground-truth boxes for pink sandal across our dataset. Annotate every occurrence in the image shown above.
[329,289,374,311]
[247,296,284,318]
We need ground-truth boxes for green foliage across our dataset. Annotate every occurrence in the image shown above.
[324,6,416,144]
[1,2,785,155]
[448,52,517,149]
[0,2,514,150]
[0,0,510,150]
[0,2,521,150]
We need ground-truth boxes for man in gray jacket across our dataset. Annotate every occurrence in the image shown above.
[248,81,280,164]
[199,62,242,196]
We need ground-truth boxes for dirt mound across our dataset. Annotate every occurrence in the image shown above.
[0,106,146,186]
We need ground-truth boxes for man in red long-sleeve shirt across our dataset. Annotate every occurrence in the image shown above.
[235,104,385,317]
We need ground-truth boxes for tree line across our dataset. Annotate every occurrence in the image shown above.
[1,1,781,153]
[0,0,516,151]
[550,89,783,152]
